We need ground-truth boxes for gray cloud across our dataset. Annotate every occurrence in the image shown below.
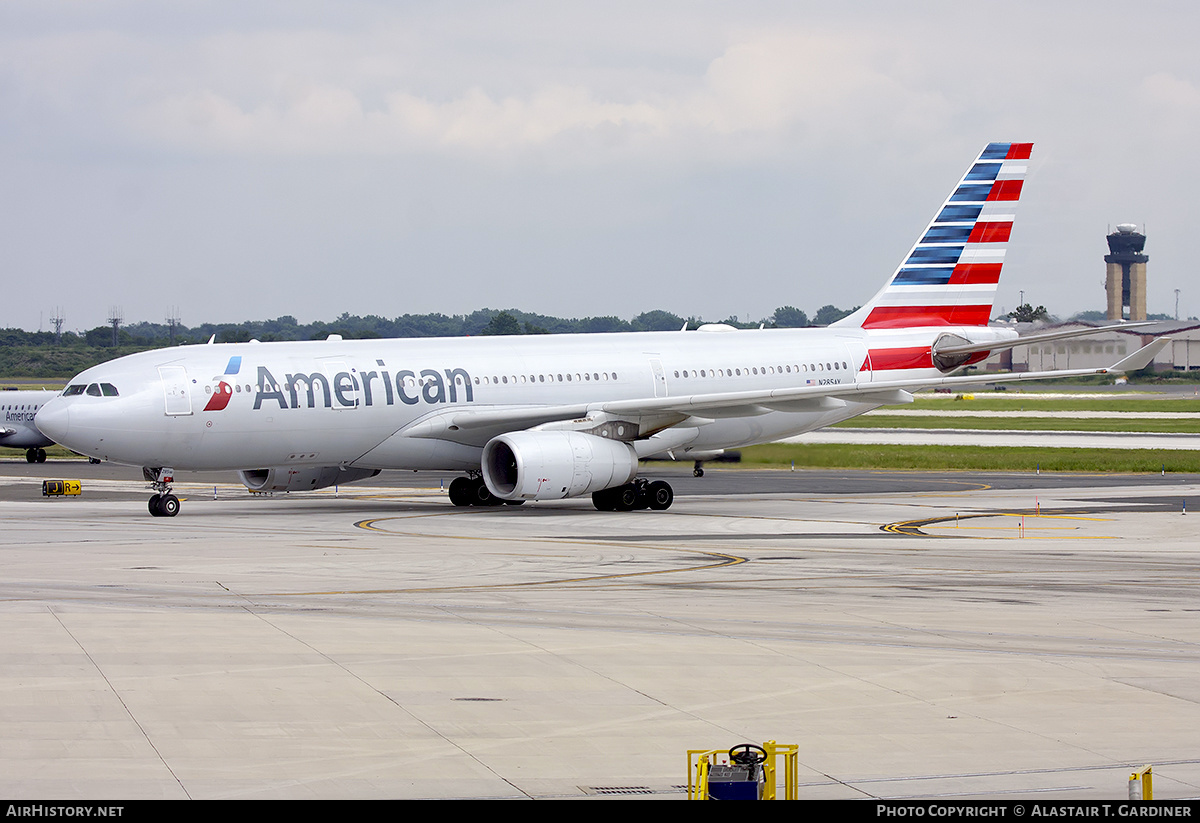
[2,1,1198,331]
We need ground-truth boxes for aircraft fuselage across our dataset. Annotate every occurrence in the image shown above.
[35,325,975,472]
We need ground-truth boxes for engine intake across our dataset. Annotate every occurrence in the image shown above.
[238,466,381,493]
[481,431,638,501]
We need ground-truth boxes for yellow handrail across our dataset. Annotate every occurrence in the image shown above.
[688,741,798,800]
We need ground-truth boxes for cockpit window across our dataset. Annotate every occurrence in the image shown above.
[86,384,102,396]
[100,383,119,397]
[63,384,87,396]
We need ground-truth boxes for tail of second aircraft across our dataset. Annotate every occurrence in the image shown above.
[835,142,1032,330]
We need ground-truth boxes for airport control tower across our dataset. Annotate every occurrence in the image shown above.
[1105,223,1148,321]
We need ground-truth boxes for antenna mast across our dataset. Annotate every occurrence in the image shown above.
[107,306,123,347]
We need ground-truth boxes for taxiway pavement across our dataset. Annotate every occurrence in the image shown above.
[2,461,1200,800]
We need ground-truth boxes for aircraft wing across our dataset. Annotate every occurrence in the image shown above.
[572,336,1171,422]
[0,427,16,438]
[600,336,1170,418]
[396,338,1169,445]
[396,402,596,446]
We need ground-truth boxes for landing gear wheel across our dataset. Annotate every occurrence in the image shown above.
[613,484,640,512]
[592,487,616,511]
[148,494,180,517]
[472,481,493,506]
[647,480,674,510]
[35,449,46,463]
[25,449,36,464]
[693,461,705,478]
[472,478,503,506]
[449,476,510,507]
[448,477,472,507]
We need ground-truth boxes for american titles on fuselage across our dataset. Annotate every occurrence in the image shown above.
[211,357,852,412]
[250,365,477,410]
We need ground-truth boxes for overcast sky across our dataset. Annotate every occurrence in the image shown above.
[1,1,1197,333]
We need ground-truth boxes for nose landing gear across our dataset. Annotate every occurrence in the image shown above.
[148,493,180,517]
[144,467,180,517]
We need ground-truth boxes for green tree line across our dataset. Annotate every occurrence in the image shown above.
[0,304,858,378]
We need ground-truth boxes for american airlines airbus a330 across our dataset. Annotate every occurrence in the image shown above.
[35,143,1165,517]
[0,390,57,463]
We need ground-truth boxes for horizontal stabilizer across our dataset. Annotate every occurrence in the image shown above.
[1106,337,1170,372]
[935,322,1159,357]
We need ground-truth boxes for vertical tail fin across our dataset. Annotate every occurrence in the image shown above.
[835,142,1032,329]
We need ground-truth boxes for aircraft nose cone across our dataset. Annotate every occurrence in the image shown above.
[35,400,69,443]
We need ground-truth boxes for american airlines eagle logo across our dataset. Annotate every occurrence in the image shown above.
[203,356,241,412]
[204,381,234,412]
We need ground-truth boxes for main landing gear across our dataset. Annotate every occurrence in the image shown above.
[445,475,673,511]
[447,475,524,507]
[144,467,180,517]
[25,448,46,464]
[592,478,673,512]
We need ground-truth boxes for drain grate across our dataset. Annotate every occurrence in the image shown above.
[581,785,689,796]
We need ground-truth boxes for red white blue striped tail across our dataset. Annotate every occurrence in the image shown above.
[836,142,1032,330]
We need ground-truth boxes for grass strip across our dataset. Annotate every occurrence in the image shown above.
[738,443,1200,473]
[905,395,1200,413]
[835,416,1200,433]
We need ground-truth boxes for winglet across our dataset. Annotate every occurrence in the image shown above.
[1103,338,1170,373]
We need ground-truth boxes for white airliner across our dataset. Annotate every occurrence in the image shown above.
[35,142,1165,517]
[0,390,58,463]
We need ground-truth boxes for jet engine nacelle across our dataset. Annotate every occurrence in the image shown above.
[481,431,638,501]
[238,466,381,493]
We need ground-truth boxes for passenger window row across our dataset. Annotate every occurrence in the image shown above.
[60,360,852,403]
[673,361,850,379]
[475,372,618,385]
